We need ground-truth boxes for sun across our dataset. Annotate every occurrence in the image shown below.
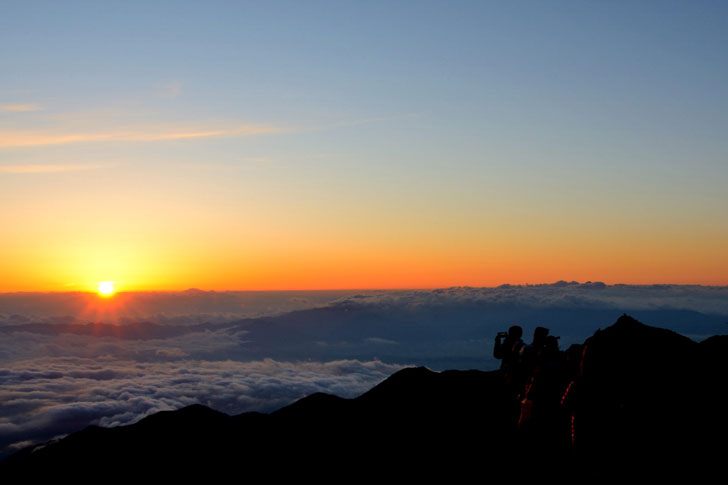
[97,281,116,297]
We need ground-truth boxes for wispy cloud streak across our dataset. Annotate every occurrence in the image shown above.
[0,104,42,112]
[160,81,183,98]
[0,125,282,149]
[0,163,110,174]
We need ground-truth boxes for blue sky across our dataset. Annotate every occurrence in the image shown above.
[2,1,728,290]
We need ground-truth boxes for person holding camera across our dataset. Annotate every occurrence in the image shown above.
[494,326,525,386]
[494,326,524,367]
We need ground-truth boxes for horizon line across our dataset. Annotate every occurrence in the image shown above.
[2,281,726,295]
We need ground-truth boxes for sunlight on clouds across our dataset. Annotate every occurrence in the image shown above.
[0,163,110,173]
[0,104,42,112]
[0,124,283,148]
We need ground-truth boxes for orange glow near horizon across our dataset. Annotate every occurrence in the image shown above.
[1,196,727,292]
[1,236,727,293]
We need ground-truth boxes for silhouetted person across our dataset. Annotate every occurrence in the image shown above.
[494,325,524,373]
[494,325,526,415]
[520,326,549,376]
[518,328,551,427]
[518,329,570,451]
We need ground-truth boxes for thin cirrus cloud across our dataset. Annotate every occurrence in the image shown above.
[0,163,111,174]
[0,104,43,112]
[0,124,283,149]
[160,81,183,98]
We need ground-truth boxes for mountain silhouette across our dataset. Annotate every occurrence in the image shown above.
[2,315,725,479]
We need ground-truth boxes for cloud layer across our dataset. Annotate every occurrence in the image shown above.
[3,284,727,327]
[0,289,360,325]
[1,283,727,460]
[331,283,728,315]
[0,356,402,458]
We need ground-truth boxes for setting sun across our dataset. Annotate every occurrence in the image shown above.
[97,281,116,297]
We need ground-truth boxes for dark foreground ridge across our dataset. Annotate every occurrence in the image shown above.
[2,315,726,478]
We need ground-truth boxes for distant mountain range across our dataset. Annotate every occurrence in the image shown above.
[3,315,725,478]
[3,297,726,370]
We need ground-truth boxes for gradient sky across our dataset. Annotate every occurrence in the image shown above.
[2,1,727,291]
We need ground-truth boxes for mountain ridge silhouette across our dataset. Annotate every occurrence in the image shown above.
[2,314,725,478]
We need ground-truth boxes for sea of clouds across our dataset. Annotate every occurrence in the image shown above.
[0,356,401,457]
[1,283,727,459]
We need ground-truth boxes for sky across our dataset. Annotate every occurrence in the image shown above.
[2,1,728,292]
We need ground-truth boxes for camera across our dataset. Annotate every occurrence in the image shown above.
[497,331,508,338]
